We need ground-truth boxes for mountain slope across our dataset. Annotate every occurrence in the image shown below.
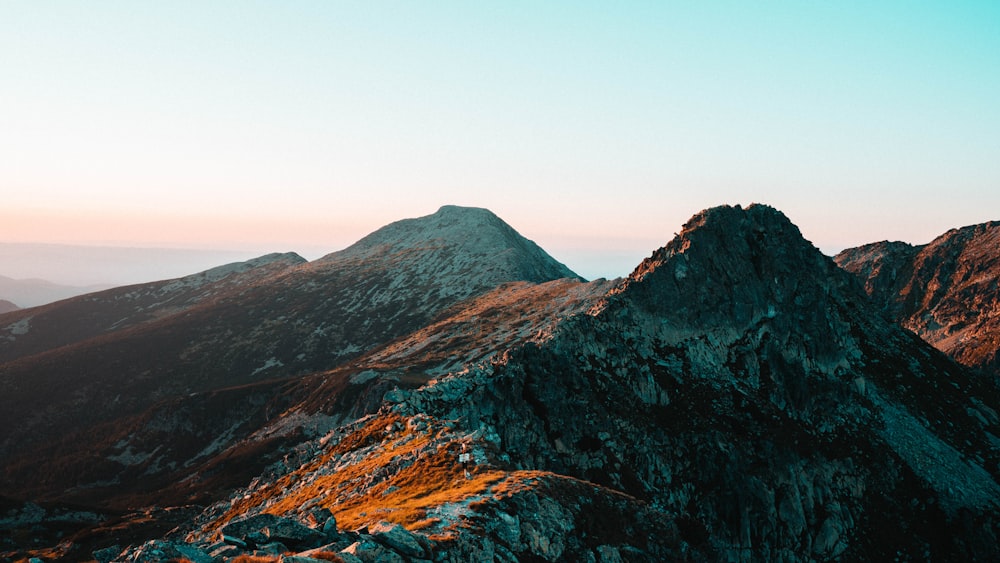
[96,204,1000,563]
[6,205,1000,562]
[0,300,17,314]
[0,206,581,511]
[388,204,999,559]
[0,252,306,364]
[384,205,1000,559]
[835,221,1000,378]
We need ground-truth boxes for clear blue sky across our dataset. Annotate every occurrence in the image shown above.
[2,1,998,281]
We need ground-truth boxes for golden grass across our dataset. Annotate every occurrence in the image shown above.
[209,413,506,535]
[260,432,505,530]
[230,556,281,563]
[204,413,615,548]
[332,450,505,530]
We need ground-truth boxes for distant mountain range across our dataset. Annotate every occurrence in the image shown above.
[0,275,112,309]
[2,205,999,562]
[0,243,271,306]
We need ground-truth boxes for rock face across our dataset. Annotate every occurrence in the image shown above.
[384,204,999,560]
[3,204,1000,562]
[835,221,1000,379]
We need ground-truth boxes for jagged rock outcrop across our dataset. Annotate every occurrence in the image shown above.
[835,221,1000,379]
[383,204,1000,560]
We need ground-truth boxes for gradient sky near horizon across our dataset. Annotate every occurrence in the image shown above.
[2,1,999,282]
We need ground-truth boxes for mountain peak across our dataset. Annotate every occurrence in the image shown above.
[434,203,495,217]
[322,205,581,283]
[620,203,826,292]
[594,203,862,349]
[335,205,508,256]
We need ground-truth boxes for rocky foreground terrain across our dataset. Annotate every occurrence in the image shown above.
[2,205,999,562]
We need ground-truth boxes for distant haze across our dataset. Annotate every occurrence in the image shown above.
[0,243,269,287]
[0,237,644,290]
[0,216,951,293]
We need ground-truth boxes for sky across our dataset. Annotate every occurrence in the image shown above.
[2,1,999,283]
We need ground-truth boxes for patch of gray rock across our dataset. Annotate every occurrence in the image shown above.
[103,510,431,563]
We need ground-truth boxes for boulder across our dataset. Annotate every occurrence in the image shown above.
[305,507,336,531]
[257,540,290,555]
[335,551,365,563]
[263,517,329,549]
[220,513,281,541]
[220,512,328,550]
[369,521,426,558]
[342,538,406,563]
[114,539,213,563]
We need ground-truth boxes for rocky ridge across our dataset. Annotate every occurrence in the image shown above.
[0,206,579,514]
[835,221,1000,379]
[378,204,1000,559]
[4,204,1000,562]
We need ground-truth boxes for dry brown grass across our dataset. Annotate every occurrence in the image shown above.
[210,414,408,531]
[210,413,507,535]
[230,556,281,563]
[330,446,505,530]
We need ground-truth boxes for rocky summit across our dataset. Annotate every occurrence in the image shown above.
[836,220,1000,380]
[2,204,1000,562]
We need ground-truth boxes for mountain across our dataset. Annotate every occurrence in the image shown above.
[0,206,580,514]
[0,300,17,314]
[4,205,1000,562]
[835,221,1000,379]
[321,204,581,284]
[0,275,111,309]
[0,243,268,292]
[0,252,306,365]
[254,204,993,561]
